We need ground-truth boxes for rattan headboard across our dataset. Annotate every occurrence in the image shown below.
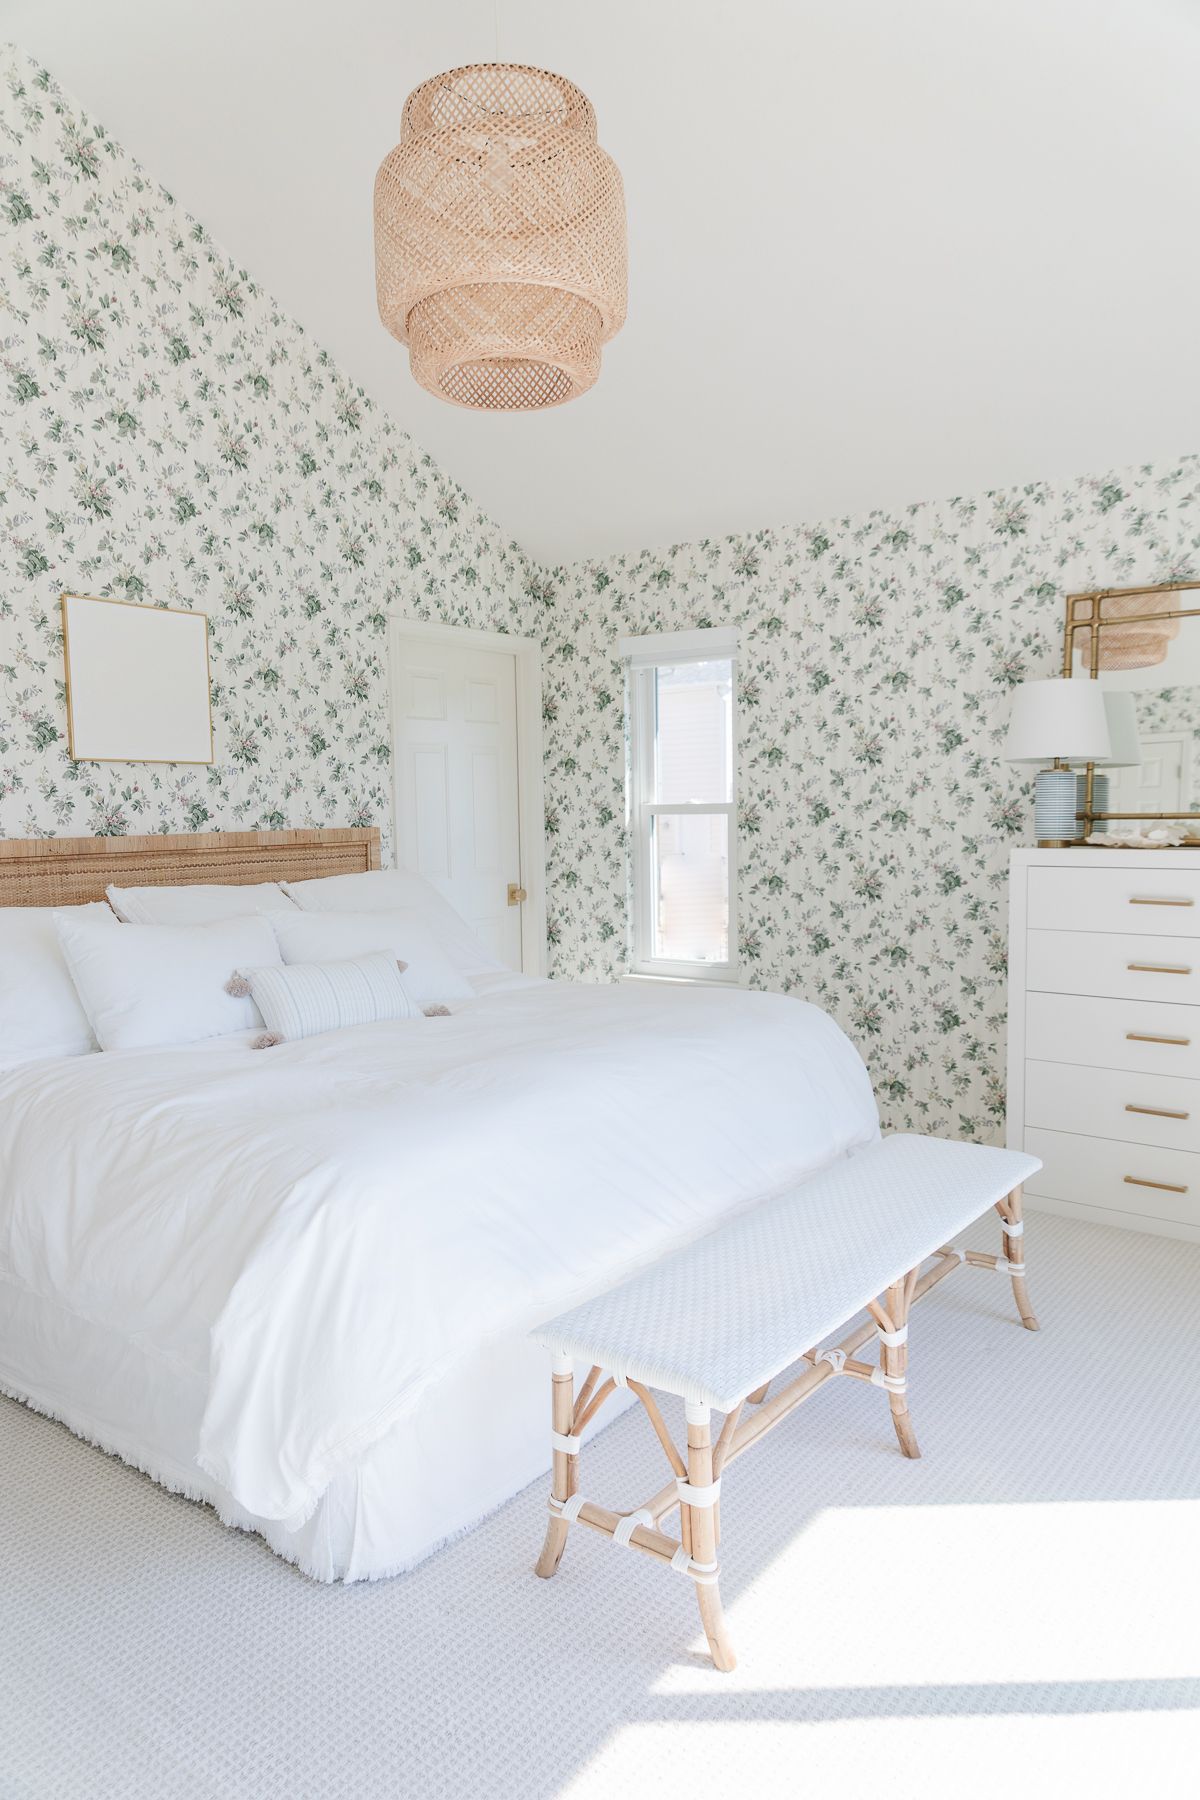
[0,827,381,909]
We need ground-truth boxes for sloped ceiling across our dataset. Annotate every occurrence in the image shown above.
[7,0,1200,565]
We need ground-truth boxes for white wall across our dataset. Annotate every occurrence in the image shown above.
[8,1,1199,564]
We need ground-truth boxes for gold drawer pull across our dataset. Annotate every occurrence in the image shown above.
[1129,896,1195,907]
[1127,962,1192,975]
[1126,1032,1191,1046]
[1125,1103,1190,1120]
[1124,1175,1189,1194]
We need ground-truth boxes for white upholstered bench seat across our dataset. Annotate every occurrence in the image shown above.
[531,1132,1042,1671]
[535,1134,1041,1412]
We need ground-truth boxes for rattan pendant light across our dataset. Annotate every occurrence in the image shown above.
[374,63,626,411]
[1097,592,1180,671]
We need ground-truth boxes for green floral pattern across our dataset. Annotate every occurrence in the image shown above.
[4,47,1200,1146]
[0,46,537,849]
[539,461,1200,1138]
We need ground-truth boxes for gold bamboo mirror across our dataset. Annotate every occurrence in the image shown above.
[1064,581,1200,840]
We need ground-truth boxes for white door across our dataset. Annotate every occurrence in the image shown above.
[1107,731,1193,815]
[392,636,524,969]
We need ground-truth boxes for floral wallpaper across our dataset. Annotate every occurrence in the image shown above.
[0,45,539,849]
[4,48,1200,1146]
[539,457,1200,1139]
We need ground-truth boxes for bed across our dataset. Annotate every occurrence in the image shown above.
[0,828,879,1581]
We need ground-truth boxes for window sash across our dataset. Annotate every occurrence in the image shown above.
[628,659,738,980]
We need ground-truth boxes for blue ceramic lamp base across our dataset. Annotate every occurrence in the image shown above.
[1034,767,1082,845]
[1032,768,1111,846]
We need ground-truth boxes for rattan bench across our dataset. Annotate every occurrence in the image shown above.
[532,1133,1041,1670]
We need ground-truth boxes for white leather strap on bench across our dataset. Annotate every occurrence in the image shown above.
[668,1545,720,1585]
[811,1345,846,1374]
[676,1476,721,1509]
[549,1491,587,1523]
[551,1430,581,1455]
[612,1509,653,1547]
[947,1247,1025,1276]
[1000,1218,1024,1237]
[869,1367,907,1393]
[685,1559,720,1586]
[876,1323,908,1347]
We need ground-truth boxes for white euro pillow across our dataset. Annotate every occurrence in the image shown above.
[240,952,425,1046]
[0,901,119,1069]
[280,871,504,975]
[107,880,293,924]
[55,913,281,1052]
[265,909,475,1006]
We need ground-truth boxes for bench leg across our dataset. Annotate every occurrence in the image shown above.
[535,1353,575,1579]
[997,1182,1039,1331]
[684,1403,737,1672]
[870,1276,921,1460]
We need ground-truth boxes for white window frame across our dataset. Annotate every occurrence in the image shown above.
[622,626,739,983]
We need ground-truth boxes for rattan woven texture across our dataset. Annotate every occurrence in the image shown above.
[0,827,380,909]
[374,63,626,411]
[1098,592,1180,671]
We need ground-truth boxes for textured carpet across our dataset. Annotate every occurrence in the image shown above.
[2,1211,1198,1800]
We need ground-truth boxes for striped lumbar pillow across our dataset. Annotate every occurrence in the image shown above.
[238,952,424,1046]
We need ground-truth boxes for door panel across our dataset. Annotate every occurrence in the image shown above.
[1107,731,1191,814]
[470,750,501,872]
[394,638,523,970]
[411,746,450,877]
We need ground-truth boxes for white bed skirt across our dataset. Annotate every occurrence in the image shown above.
[0,1277,626,1582]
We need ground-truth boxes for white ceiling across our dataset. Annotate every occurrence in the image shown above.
[7,0,1200,565]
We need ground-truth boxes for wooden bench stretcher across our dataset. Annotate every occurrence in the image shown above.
[531,1133,1042,1670]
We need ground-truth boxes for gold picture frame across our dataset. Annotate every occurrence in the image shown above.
[61,592,214,765]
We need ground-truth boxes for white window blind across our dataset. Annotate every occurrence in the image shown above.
[623,628,738,981]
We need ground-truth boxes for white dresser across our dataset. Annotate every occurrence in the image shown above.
[1007,847,1200,1241]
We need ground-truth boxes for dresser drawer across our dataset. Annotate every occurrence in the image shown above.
[1024,1127,1200,1229]
[1026,929,1200,1004]
[1027,864,1200,936]
[1024,991,1200,1079]
[1026,1058,1200,1152]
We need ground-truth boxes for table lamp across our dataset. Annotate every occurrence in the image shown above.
[1005,679,1112,846]
[1083,691,1142,827]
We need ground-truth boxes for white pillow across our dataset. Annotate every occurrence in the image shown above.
[266,909,475,1006]
[241,953,424,1045]
[0,902,119,1070]
[281,871,504,975]
[55,913,281,1052]
[106,881,293,924]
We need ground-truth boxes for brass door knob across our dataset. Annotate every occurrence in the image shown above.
[507,882,527,906]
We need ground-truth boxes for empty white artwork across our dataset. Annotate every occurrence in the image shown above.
[62,594,213,764]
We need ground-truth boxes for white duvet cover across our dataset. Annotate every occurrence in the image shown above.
[0,979,877,1547]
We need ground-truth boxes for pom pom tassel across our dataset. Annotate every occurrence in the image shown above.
[225,973,252,998]
[251,1032,283,1050]
[423,1003,451,1017]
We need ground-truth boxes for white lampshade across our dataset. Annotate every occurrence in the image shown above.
[1004,678,1112,765]
[1092,691,1142,769]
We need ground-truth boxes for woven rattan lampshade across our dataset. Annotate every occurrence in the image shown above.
[1097,592,1180,671]
[374,63,626,412]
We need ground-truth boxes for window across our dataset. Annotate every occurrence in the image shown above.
[623,627,738,981]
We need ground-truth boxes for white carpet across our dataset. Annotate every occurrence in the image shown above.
[2,1211,1198,1800]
